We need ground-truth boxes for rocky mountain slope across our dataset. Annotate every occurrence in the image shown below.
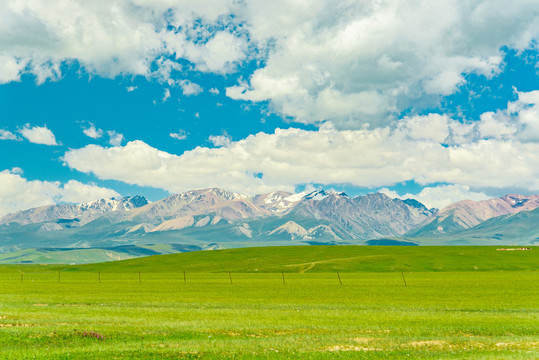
[407,194,539,237]
[1,188,538,256]
[0,188,435,251]
[0,196,148,229]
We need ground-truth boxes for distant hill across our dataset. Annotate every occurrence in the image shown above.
[427,206,539,246]
[67,245,539,273]
[0,187,538,264]
[408,194,539,237]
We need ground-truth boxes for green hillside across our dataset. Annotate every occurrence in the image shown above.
[0,244,200,264]
[1,245,537,359]
[47,245,538,273]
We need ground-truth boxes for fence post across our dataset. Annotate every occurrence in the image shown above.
[337,271,342,286]
[138,272,141,283]
[401,272,407,287]
[281,270,286,285]
[228,271,233,285]
[98,272,101,283]
[20,271,23,282]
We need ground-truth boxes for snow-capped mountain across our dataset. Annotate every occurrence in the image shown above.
[0,195,148,227]
[129,188,265,222]
[1,188,537,255]
[407,194,539,236]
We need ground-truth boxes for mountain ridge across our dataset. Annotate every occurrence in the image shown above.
[1,188,537,259]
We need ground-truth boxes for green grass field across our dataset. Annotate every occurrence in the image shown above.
[0,246,537,359]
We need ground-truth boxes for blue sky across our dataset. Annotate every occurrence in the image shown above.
[1,1,539,216]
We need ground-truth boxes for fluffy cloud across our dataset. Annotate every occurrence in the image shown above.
[178,31,248,74]
[0,129,19,140]
[170,129,187,140]
[227,0,539,127]
[0,0,245,84]
[475,90,539,141]
[208,134,231,147]
[2,1,538,128]
[178,80,203,96]
[82,123,103,139]
[507,90,539,142]
[0,169,119,217]
[107,130,124,146]
[162,88,171,102]
[62,96,539,196]
[19,125,58,145]
[60,180,120,204]
[379,185,489,210]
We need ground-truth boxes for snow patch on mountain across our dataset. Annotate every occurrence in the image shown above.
[269,221,308,239]
[151,216,195,232]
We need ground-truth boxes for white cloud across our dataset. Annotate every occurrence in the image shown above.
[178,80,203,96]
[396,114,450,143]
[380,185,489,210]
[126,86,138,92]
[107,131,124,146]
[60,180,120,204]
[0,129,19,140]
[209,88,219,95]
[2,1,537,128]
[0,169,119,218]
[170,129,187,140]
[507,90,539,142]
[82,123,103,139]
[19,125,58,145]
[227,0,539,127]
[62,97,539,197]
[208,134,231,147]
[0,55,27,84]
[178,31,248,74]
[0,1,245,84]
[10,167,24,175]
[162,88,171,102]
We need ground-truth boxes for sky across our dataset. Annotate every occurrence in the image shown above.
[1,0,539,217]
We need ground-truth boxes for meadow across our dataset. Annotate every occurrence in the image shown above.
[0,246,537,359]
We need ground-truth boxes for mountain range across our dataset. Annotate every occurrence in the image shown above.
[0,188,537,263]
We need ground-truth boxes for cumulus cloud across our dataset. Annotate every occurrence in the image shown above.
[0,0,246,84]
[2,1,537,127]
[176,31,248,74]
[507,90,539,142]
[0,169,119,217]
[82,123,103,139]
[107,130,124,146]
[170,129,187,140]
[19,125,58,145]
[227,0,539,127]
[379,185,489,210]
[62,95,539,196]
[162,88,171,102]
[60,180,120,204]
[178,80,203,96]
[0,129,19,140]
[208,134,232,147]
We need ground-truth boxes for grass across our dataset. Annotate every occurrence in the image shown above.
[0,246,537,359]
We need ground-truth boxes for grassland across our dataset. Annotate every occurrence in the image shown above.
[0,246,537,359]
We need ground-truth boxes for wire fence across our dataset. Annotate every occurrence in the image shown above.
[0,270,416,287]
